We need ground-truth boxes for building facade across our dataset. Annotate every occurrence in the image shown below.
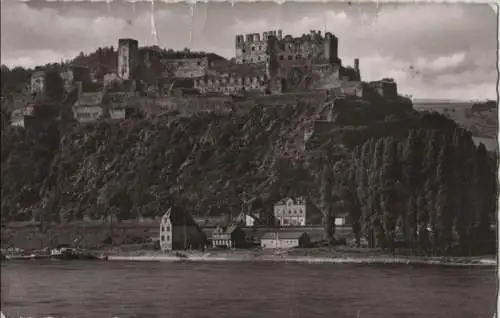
[234,212,257,227]
[260,231,310,249]
[273,197,307,227]
[210,225,246,249]
[368,78,398,99]
[159,209,173,251]
[60,65,91,92]
[30,70,45,95]
[159,206,206,252]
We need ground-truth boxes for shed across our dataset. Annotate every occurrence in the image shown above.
[261,231,310,249]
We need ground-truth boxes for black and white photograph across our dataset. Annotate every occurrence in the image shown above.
[0,0,498,317]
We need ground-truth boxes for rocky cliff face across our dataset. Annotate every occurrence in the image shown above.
[2,98,455,224]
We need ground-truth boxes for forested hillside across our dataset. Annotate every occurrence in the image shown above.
[328,128,496,256]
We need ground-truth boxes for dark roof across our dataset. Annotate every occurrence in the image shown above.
[262,231,308,240]
[274,197,306,206]
[193,215,227,227]
[209,225,243,240]
[166,206,198,227]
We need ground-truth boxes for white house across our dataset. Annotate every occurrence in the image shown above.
[335,216,346,226]
[10,117,25,128]
[235,212,257,227]
[273,197,306,227]
[159,208,173,252]
[260,232,310,249]
[73,106,103,123]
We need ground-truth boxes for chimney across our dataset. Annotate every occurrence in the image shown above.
[354,58,359,74]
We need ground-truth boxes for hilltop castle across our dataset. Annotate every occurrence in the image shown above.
[15,30,399,127]
[111,29,395,99]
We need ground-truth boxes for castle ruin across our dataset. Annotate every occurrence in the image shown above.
[21,29,399,126]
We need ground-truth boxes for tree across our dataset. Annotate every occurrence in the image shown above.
[320,164,335,240]
[434,141,454,255]
[380,137,400,254]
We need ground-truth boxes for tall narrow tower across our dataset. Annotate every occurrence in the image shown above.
[118,38,139,80]
[323,32,339,65]
[354,58,360,80]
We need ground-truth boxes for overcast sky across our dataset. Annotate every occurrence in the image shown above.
[1,1,497,100]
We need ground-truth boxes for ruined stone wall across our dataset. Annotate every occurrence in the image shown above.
[274,37,323,63]
[194,75,268,95]
[340,81,364,98]
[162,58,209,78]
[30,71,45,95]
[369,80,398,99]
[235,30,339,66]
[139,96,234,117]
[309,64,341,90]
[276,60,313,92]
[235,33,269,64]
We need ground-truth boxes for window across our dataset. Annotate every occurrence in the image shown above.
[279,55,284,61]
[252,46,256,51]
[166,235,170,242]
[161,226,165,232]
[166,225,170,232]
[197,61,201,66]
[161,235,165,242]
[259,46,262,50]
[258,56,261,61]
[242,49,246,53]
[288,55,292,60]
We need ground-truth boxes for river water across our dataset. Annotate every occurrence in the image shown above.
[1,261,497,318]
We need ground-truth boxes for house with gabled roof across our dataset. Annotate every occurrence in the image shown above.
[159,206,207,252]
[260,231,310,249]
[273,197,307,227]
[210,225,246,249]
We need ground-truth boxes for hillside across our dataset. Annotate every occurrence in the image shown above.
[1,96,474,225]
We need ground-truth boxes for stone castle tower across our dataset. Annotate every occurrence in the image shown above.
[117,38,139,80]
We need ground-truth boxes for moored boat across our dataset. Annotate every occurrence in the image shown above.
[50,245,107,260]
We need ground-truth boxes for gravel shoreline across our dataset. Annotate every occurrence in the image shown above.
[105,250,497,267]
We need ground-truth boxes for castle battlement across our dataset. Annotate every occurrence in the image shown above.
[235,29,336,48]
[235,30,284,47]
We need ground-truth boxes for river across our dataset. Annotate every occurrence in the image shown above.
[1,261,496,318]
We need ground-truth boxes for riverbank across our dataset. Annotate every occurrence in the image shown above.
[105,248,497,267]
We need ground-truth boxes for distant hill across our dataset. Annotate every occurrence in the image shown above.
[413,100,497,139]
[412,98,476,104]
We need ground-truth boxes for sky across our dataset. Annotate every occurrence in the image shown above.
[0,0,498,101]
